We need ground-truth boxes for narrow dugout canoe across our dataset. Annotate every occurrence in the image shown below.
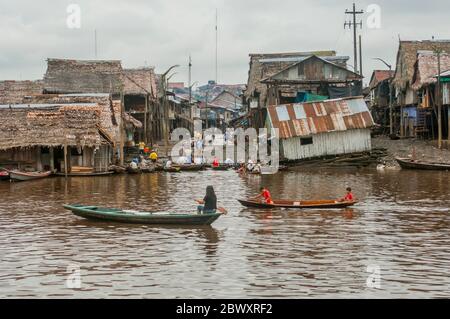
[238,199,357,209]
[9,170,52,181]
[55,171,114,177]
[0,170,10,181]
[211,165,230,171]
[179,164,205,171]
[63,204,222,225]
[163,166,182,172]
[395,157,450,171]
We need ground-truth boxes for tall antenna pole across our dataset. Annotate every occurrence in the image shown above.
[189,55,192,104]
[94,29,98,59]
[359,34,363,76]
[345,3,363,74]
[215,9,218,84]
[436,48,443,149]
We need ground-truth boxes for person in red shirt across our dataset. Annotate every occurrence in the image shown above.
[254,187,274,204]
[340,187,354,202]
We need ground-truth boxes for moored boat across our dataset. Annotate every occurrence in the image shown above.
[179,164,204,171]
[0,170,10,181]
[9,170,52,181]
[64,204,222,225]
[55,171,114,177]
[212,165,230,171]
[395,157,450,171]
[163,166,181,173]
[238,199,357,209]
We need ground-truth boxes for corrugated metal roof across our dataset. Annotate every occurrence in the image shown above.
[267,97,374,139]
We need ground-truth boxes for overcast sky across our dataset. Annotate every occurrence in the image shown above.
[1,0,450,86]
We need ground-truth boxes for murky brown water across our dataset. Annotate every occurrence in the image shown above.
[0,167,449,298]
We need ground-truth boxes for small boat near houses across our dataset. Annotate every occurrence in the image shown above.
[179,164,205,171]
[395,157,450,171]
[163,166,181,173]
[238,199,357,209]
[211,165,230,171]
[0,170,10,181]
[9,170,52,181]
[55,171,114,177]
[64,204,223,225]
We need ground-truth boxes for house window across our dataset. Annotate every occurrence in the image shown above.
[300,137,313,145]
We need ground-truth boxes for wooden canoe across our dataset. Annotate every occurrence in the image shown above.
[395,157,450,171]
[63,204,222,225]
[9,170,52,181]
[238,199,357,209]
[0,169,9,181]
[55,171,114,177]
[212,165,230,171]
[163,166,181,173]
[179,164,204,171]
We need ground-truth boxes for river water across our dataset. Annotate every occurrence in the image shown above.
[0,167,449,298]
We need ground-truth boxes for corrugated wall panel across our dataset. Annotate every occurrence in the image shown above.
[281,129,372,160]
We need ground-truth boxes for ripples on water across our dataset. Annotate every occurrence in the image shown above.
[0,168,449,298]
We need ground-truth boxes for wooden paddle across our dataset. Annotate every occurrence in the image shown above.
[217,207,228,215]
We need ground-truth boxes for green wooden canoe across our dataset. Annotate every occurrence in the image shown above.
[63,204,222,225]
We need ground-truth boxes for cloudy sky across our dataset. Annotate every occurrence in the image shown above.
[1,0,449,86]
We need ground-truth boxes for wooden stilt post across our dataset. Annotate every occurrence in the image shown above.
[49,147,54,172]
[144,94,148,144]
[64,144,68,179]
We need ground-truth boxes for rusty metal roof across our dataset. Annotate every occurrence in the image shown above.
[267,97,374,139]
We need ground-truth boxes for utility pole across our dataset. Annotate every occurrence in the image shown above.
[436,48,443,149]
[94,29,98,58]
[205,91,209,129]
[359,34,363,76]
[188,55,193,133]
[345,3,364,74]
[161,65,179,156]
[188,55,192,105]
[215,9,218,84]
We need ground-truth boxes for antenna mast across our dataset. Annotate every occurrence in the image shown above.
[215,9,218,84]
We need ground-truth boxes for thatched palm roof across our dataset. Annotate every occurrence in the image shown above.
[21,93,122,145]
[43,58,124,94]
[0,80,43,104]
[411,51,450,90]
[393,40,450,90]
[0,104,106,150]
[123,67,157,98]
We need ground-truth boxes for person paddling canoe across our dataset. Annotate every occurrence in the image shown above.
[253,187,274,204]
[195,186,227,214]
[338,187,355,202]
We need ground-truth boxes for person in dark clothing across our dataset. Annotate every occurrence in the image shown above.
[196,186,217,214]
